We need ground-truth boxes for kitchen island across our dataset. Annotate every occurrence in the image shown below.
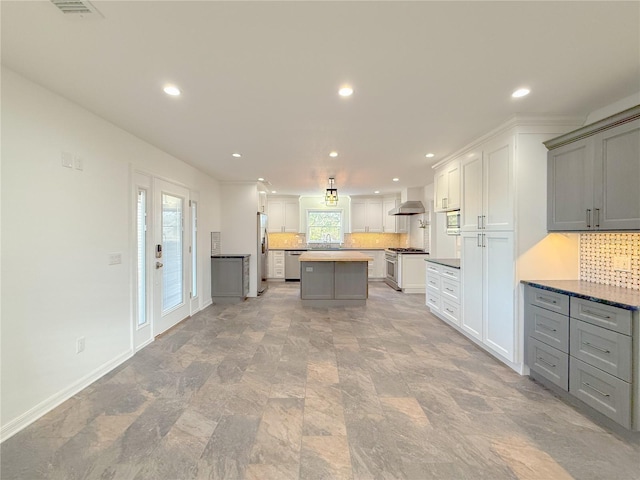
[299,251,373,307]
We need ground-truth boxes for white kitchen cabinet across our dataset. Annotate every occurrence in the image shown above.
[382,196,408,233]
[351,197,383,233]
[267,250,285,279]
[460,135,514,232]
[434,160,460,212]
[258,191,267,214]
[267,197,299,233]
[426,261,461,327]
[399,253,430,293]
[546,109,640,231]
[357,250,385,279]
[461,231,515,362]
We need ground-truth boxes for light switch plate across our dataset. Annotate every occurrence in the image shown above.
[61,151,73,168]
[613,255,631,272]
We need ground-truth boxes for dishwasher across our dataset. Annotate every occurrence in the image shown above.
[284,250,305,281]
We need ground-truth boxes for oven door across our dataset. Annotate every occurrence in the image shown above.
[384,253,400,290]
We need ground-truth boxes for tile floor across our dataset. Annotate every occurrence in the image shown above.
[2,282,639,479]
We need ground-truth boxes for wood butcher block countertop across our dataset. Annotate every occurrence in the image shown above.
[299,251,373,262]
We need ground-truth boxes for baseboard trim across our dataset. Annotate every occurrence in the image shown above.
[0,349,133,443]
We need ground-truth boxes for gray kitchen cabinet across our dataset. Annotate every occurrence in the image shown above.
[546,106,640,231]
[211,255,250,302]
[524,283,640,430]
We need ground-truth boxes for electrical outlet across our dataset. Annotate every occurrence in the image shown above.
[613,255,631,272]
[76,336,85,354]
[74,156,84,171]
[108,253,122,265]
[61,151,73,168]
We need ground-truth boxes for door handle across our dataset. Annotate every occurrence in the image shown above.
[156,262,164,269]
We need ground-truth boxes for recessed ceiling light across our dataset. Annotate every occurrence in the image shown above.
[271,190,277,194]
[425,153,435,158]
[232,153,242,158]
[163,85,181,96]
[258,177,265,182]
[392,178,399,182]
[374,190,380,194]
[329,151,338,158]
[338,86,354,97]
[512,88,530,98]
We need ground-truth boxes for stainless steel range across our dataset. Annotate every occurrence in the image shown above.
[384,248,427,290]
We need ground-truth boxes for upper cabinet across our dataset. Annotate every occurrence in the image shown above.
[460,135,515,232]
[267,196,299,233]
[382,196,408,233]
[546,106,640,232]
[258,191,267,213]
[351,196,384,233]
[434,160,460,212]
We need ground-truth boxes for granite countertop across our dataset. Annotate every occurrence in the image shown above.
[521,279,640,311]
[299,251,374,262]
[211,254,251,258]
[425,258,460,269]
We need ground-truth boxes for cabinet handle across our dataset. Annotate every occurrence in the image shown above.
[583,341,611,354]
[537,296,557,305]
[477,234,482,247]
[477,215,482,229]
[445,308,454,314]
[582,309,611,320]
[586,209,591,228]
[537,357,556,368]
[594,208,600,228]
[482,233,486,248]
[583,382,610,398]
[538,323,557,333]
[482,215,486,229]
[445,287,454,292]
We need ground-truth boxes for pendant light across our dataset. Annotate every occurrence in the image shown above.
[325,177,338,206]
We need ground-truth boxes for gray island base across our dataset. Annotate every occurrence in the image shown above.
[299,251,373,307]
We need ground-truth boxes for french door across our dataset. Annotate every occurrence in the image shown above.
[153,178,191,335]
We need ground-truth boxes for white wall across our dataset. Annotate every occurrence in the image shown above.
[219,183,260,297]
[1,67,221,440]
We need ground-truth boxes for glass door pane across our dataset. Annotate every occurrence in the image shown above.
[191,200,197,299]
[162,193,183,312]
[137,189,147,326]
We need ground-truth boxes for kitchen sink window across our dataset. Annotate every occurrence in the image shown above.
[307,210,343,244]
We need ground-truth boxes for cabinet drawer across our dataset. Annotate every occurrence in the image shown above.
[441,298,460,325]
[426,262,441,275]
[527,304,569,353]
[569,357,631,428]
[441,266,460,281]
[426,291,441,312]
[527,337,568,391]
[426,274,440,292]
[570,319,632,382]
[441,278,460,303]
[527,286,569,315]
[570,298,632,335]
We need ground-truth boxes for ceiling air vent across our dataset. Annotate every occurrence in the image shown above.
[50,0,102,18]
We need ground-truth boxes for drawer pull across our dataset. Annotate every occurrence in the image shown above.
[583,382,610,398]
[583,342,610,354]
[582,309,611,320]
[445,308,455,314]
[537,357,556,368]
[538,324,557,333]
[537,296,557,305]
[445,287,454,292]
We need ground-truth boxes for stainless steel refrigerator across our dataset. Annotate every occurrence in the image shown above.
[257,212,268,295]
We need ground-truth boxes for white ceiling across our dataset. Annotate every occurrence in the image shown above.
[2,1,639,196]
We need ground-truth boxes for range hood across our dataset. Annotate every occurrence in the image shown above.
[388,200,425,216]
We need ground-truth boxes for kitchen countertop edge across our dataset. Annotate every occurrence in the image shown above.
[521,280,640,311]
[211,254,251,258]
[425,258,460,269]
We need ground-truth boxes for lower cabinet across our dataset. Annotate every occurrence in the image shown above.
[461,231,515,362]
[268,250,285,279]
[425,261,461,326]
[211,255,250,302]
[524,284,638,431]
[300,261,368,306]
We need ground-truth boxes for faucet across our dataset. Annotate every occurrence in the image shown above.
[325,233,332,244]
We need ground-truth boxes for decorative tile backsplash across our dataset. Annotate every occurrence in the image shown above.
[580,233,640,290]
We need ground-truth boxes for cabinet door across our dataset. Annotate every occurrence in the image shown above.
[446,162,460,210]
[547,138,594,231]
[461,233,483,340]
[383,198,396,232]
[595,119,640,230]
[484,231,515,362]
[366,198,384,232]
[484,136,514,231]
[434,168,448,212]
[351,199,367,232]
[267,200,284,232]
[460,152,483,232]
[283,200,299,232]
